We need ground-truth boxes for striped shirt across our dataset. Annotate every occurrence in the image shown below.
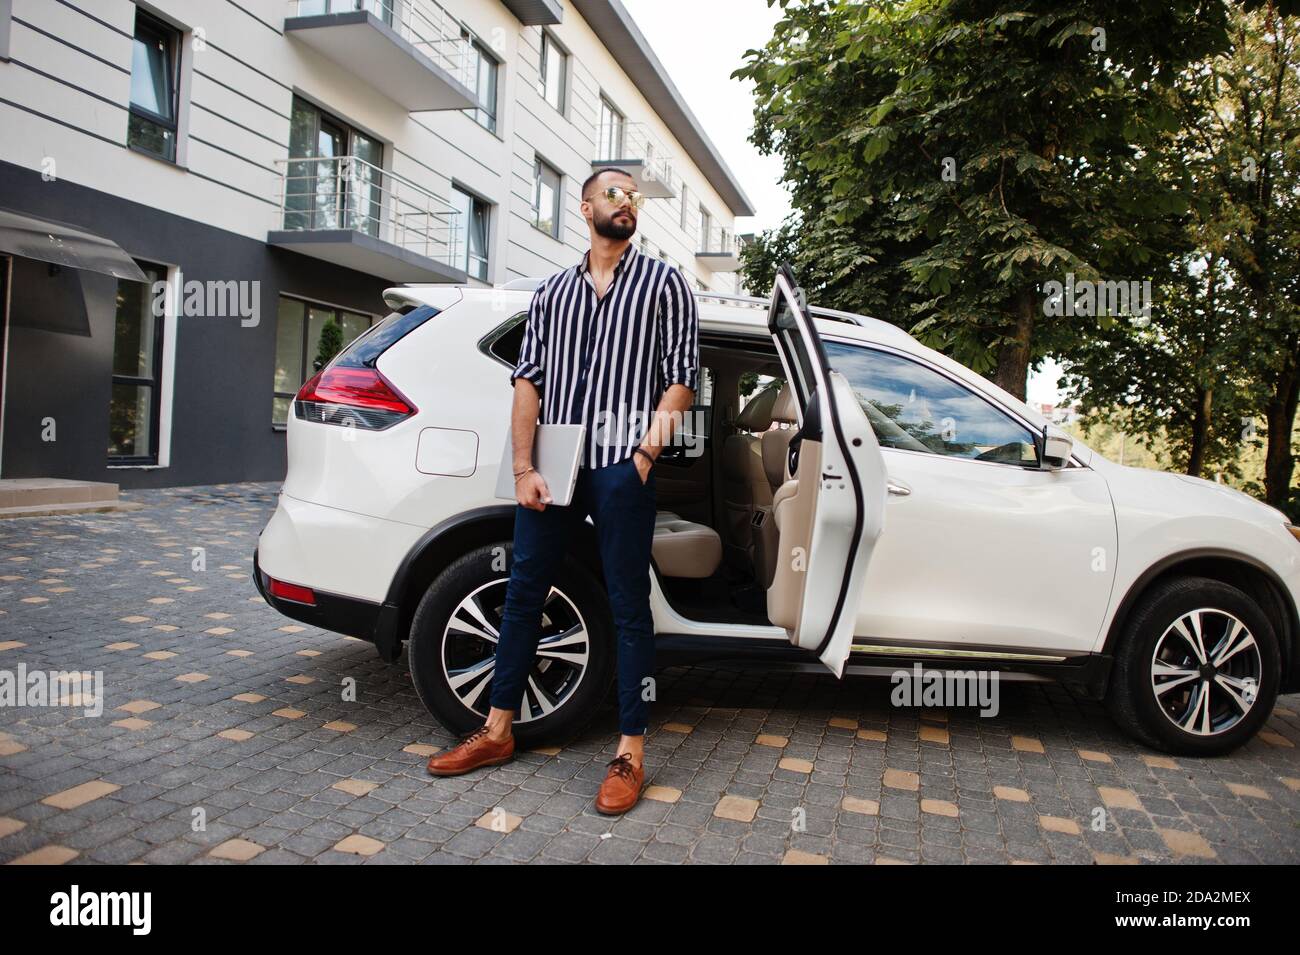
[510,243,700,470]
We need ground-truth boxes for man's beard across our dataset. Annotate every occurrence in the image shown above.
[594,208,637,240]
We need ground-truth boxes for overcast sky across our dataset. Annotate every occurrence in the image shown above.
[621,0,792,234]
[621,0,1061,405]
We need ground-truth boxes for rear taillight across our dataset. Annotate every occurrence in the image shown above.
[294,366,416,430]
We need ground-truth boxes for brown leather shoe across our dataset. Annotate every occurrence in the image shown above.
[594,752,645,814]
[426,725,514,777]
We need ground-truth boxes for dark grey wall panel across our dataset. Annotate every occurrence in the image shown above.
[0,159,392,489]
[4,259,116,479]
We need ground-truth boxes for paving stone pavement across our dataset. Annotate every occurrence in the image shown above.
[0,481,1298,865]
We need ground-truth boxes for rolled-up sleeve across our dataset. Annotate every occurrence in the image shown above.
[510,283,547,388]
[658,267,699,393]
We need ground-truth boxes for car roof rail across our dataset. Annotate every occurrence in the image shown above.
[694,291,871,329]
[499,278,543,291]
[692,291,765,309]
[493,280,873,330]
[806,304,874,328]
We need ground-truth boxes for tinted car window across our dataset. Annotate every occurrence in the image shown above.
[485,312,528,366]
[825,341,1039,466]
[334,305,439,369]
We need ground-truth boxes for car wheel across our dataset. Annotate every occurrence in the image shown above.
[1106,575,1280,756]
[408,543,614,745]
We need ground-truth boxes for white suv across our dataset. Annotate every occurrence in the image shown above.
[253,268,1300,755]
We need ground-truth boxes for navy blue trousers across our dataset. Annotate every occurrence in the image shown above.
[489,455,658,735]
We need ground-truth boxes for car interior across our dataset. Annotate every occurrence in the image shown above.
[486,317,800,628]
[645,333,804,627]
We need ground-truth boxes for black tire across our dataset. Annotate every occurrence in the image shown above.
[1105,575,1280,756]
[407,542,614,746]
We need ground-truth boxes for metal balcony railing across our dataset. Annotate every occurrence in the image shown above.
[287,0,472,87]
[698,223,745,255]
[275,154,460,265]
[694,225,747,273]
[593,120,678,196]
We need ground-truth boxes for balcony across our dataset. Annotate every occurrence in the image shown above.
[283,0,475,112]
[267,154,467,283]
[592,121,679,199]
[501,0,562,24]
[695,225,746,272]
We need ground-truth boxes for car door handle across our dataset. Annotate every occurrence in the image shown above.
[886,479,911,497]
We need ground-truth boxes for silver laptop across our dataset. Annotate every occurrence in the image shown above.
[494,423,585,506]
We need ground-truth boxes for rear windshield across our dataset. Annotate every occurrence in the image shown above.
[333,305,440,369]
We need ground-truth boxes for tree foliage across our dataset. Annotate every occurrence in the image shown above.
[314,319,344,372]
[1060,2,1299,510]
[738,0,1297,510]
[736,0,1228,396]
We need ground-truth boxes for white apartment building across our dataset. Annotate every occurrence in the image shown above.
[0,0,755,487]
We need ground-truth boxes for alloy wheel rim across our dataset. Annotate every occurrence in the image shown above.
[1150,607,1262,737]
[441,578,589,723]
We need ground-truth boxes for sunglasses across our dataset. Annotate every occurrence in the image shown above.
[593,186,645,209]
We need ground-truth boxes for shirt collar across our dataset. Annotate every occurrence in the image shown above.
[578,242,637,277]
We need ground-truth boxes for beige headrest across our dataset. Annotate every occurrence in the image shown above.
[735,386,778,432]
[771,383,797,424]
[761,431,788,489]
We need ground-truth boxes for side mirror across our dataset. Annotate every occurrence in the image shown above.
[1040,423,1073,470]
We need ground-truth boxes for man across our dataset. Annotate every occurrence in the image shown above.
[425,168,699,815]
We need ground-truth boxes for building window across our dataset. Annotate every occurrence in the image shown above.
[463,33,499,133]
[128,10,180,162]
[109,261,167,463]
[450,184,490,281]
[698,205,712,251]
[272,297,374,425]
[598,95,624,159]
[639,235,652,256]
[531,157,561,238]
[679,184,690,231]
[538,30,566,113]
[285,97,383,237]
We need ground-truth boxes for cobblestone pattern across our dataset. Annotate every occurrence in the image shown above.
[0,482,1297,865]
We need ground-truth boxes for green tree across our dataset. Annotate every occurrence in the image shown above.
[736,0,1229,397]
[738,217,799,298]
[314,319,344,372]
[1060,251,1261,480]
[1202,4,1300,509]
[1065,3,1299,510]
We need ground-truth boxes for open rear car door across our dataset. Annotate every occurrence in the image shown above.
[765,266,888,677]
